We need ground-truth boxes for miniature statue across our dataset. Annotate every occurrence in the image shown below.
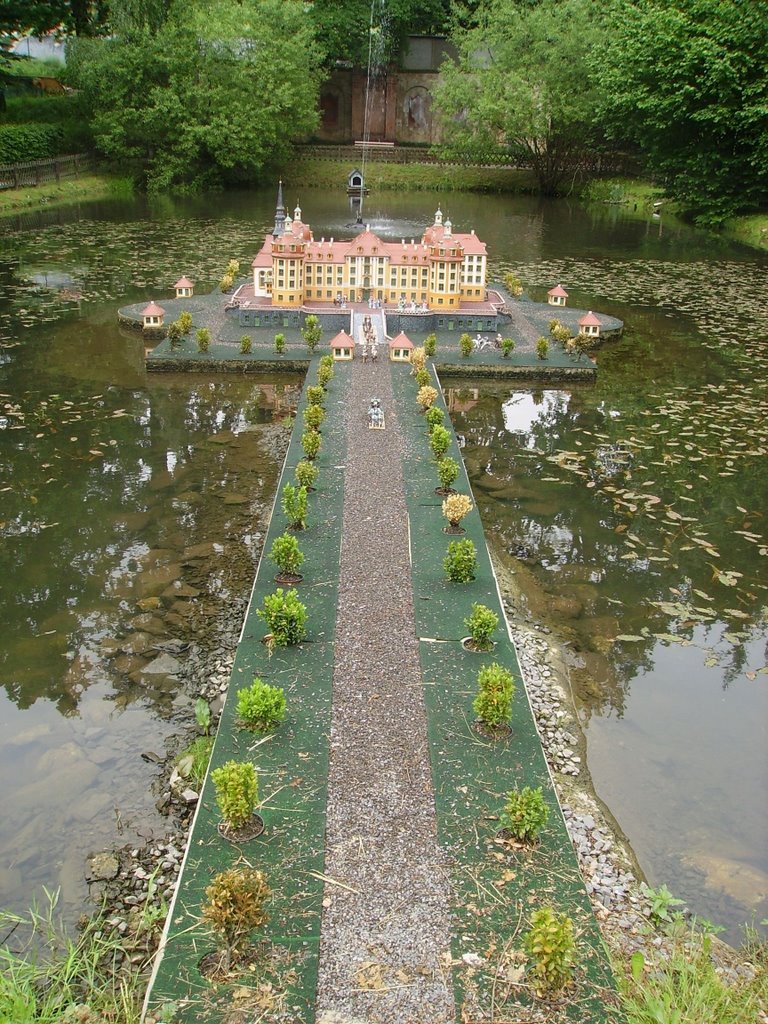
[367,397,384,429]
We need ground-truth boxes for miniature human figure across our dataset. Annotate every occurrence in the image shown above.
[362,340,369,363]
[367,397,384,428]
[371,342,378,363]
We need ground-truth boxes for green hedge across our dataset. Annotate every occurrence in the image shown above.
[0,125,63,163]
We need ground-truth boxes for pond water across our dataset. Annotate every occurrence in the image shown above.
[1,186,766,943]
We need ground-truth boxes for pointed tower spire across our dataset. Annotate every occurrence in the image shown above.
[273,180,286,238]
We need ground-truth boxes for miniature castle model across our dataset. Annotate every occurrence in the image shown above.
[250,182,488,310]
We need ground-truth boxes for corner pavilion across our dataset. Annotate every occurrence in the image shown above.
[247,183,488,310]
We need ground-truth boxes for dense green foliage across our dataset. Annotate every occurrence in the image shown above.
[500,786,549,841]
[0,123,62,162]
[596,0,768,225]
[436,0,608,195]
[236,677,287,731]
[64,0,322,191]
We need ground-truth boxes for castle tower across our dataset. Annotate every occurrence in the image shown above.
[273,180,286,238]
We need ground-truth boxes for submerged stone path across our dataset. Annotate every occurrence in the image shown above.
[316,348,455,1022]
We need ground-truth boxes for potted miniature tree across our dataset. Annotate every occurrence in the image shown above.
[257,588,307,648]
[536,336,550,359]
[444,539,477,583]
[417,385,438,412]
[498,786,549,844]
[237,676,286,732]
[501,337,515,357]
[200,867,269,975]
[302,314,322,353]
[473,662,515,735]
[281,482,307,530]
[414,367,431,389]
[196,327,211,352]
[429,424,451,460]
[304,403,325,431]
[274,332,285,355]
[317,362,334,388]
[211,760,263,841]
[425,406,445,433]
[524,907,576,994]
[295,459,318,491]
[301,429,321,461]
[442,493,472,533]
[240,334,252,354]
[168,321,182,349]
[306,384,325,407]
[269,531,304,584]
[424,333,437,357]
[459,333,473,357]
[178,310,193,335]
[409,347,426,374]
[435,455,459,495]
[463,603,499,651]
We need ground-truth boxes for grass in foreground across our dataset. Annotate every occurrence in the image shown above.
[0,890,144,1024]
[615,922,767,1024]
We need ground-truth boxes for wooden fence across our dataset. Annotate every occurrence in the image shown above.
[0,153,96,190]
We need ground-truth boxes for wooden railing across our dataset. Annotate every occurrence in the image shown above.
[0,153,96,190]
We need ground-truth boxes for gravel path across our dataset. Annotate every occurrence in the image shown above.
[316,348,456,1024]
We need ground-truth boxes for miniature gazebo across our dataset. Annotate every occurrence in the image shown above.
[547,284,568,307]
[330,330,355,360]
[388,332,413,362]
[578,311,601,338]
[141,301,165,328]
[174,276,194,298]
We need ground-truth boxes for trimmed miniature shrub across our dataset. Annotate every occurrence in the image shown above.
[211,761,258,830]
[303,403,325,430]
[501,337,515,357]
[551,323,571,344]
[168,321,182,348]
[240,334,252,354]
[306,384,325,407]
[226,259,240,277]
[442,492,472,529]
[281,482,307,530]
[524,907,576,992]
[504,271,523,296]
[501,786,549,842]
[465,603,499,651]
[319,354,334,370]
[459,332,473,357]
[410,347,426,373]
[414,367,431,389]
[474,663,515,726]
[424,332,437,357]
[444,539,477,583]
[269,531,304,577]
[274,332,285,355]
[317,363,334,388]
[301,314,322,352]
[429,424,451,459]
[425,406,445,432]
[178,310,193,334]
[196,327,211,352]
[295,459,318,490]
[436,455,459,492]
[220,274,234,292]
[258,588,307,646]
[536,336,549,359]
[417,385,438,411]
[202,867,269,966]
[301,429,321,460]
[237,677,286,731]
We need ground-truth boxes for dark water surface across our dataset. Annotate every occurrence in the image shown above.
[1,188,766,942]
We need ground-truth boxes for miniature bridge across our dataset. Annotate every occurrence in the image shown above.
[143,353,618,1024]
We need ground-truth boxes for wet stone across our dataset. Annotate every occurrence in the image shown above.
[87,851,120,881]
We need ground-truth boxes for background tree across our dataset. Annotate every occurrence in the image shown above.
[1,1,109,38]
[435,0,609,195]
[308,0,452,70]
[65,0,322,192]
[596,0,768,225]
